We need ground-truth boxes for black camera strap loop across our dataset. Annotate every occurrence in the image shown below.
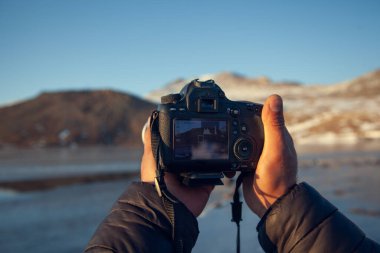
[231,173,245,253]
[149,111,161,175]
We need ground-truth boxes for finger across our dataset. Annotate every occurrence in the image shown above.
[140,116,156,182]
[141,121,148,144]
[262,96,297,158]
[262,94,285,130]
[199,185,215,196]
[261,95,288,150]
[223,171,236,178]
[142,117,152,153]
[285,128,297,156]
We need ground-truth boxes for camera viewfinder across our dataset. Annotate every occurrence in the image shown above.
[198,98,217,112]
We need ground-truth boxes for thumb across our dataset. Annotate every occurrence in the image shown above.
[261,95,287,149]
[141,117,156,182]
[142,117,152,153]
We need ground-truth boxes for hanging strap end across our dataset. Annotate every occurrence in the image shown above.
[231,200,243,223]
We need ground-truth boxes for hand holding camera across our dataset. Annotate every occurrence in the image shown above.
[242,95,297,217]
[141,80,297,218]
[141,116,214,217]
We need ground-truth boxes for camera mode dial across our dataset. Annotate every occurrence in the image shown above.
[161,93,182,104]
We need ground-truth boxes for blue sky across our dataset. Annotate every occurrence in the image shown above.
[1,0,379,105]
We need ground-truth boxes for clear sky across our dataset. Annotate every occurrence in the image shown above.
[1,0,379,105]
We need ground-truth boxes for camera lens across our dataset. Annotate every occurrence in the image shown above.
[234,138,253,160]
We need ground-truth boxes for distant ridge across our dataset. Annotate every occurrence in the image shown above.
[1,69,379,148]
[146,69,380,146]
[0,90,156,147]
[146,69,380,102]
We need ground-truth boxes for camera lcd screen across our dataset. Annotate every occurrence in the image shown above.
[174,119,228,160]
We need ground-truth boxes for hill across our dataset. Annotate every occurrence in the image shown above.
[1,69,379,148]
[0,90,156,147]
[146,69,380,146]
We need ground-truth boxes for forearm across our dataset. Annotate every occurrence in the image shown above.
[257,182,380,253]
[85,182,199,253]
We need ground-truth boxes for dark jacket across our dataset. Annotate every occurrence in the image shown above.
[85,182,380,253]
[85,182,198,253]
[257,183,380,253]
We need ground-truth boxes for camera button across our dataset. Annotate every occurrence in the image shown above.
[233,129,238,135]
[232,109,240,116]
[240,163,248,169]
[241,124,247,133]
[170,108,177,111]
[232,120,238,126]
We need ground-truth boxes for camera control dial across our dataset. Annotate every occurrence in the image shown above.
[233,138,253,160]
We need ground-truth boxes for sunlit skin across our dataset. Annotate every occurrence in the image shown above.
[141,94,297,218]
[243,95,298,217]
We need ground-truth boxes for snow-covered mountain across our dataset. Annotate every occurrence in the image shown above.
[146,70,380,146]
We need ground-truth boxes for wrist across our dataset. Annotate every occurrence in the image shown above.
[254,183,298,217]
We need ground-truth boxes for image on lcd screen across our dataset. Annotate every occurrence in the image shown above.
[174,119,228,160]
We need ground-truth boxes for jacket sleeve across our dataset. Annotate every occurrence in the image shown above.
[257,182,380,253]
[84,182,199,253]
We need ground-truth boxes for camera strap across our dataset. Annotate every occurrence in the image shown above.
[150,111,185,253]
[150,111,179,202]
[231,173,245,253]
[149,111,163,192]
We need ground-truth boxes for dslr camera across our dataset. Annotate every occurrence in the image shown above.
[155,79,264,185]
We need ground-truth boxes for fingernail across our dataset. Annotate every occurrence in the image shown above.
[269,96,282,112]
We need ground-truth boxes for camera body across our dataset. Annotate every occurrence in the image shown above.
[157,79,264,181]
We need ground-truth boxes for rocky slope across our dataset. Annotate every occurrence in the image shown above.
[146,70,380,146]
[0,90,156,147]
[1,70,378,148]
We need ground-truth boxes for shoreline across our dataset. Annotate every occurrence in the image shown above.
[0,171,139,192]
[0,144,379,193]
[1,141,379,152]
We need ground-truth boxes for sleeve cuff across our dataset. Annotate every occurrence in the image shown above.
[256,182,338,252]
[130,182,199,251]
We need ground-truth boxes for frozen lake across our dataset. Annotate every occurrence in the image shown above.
[0,146,379,252]
[0,146,142,181]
